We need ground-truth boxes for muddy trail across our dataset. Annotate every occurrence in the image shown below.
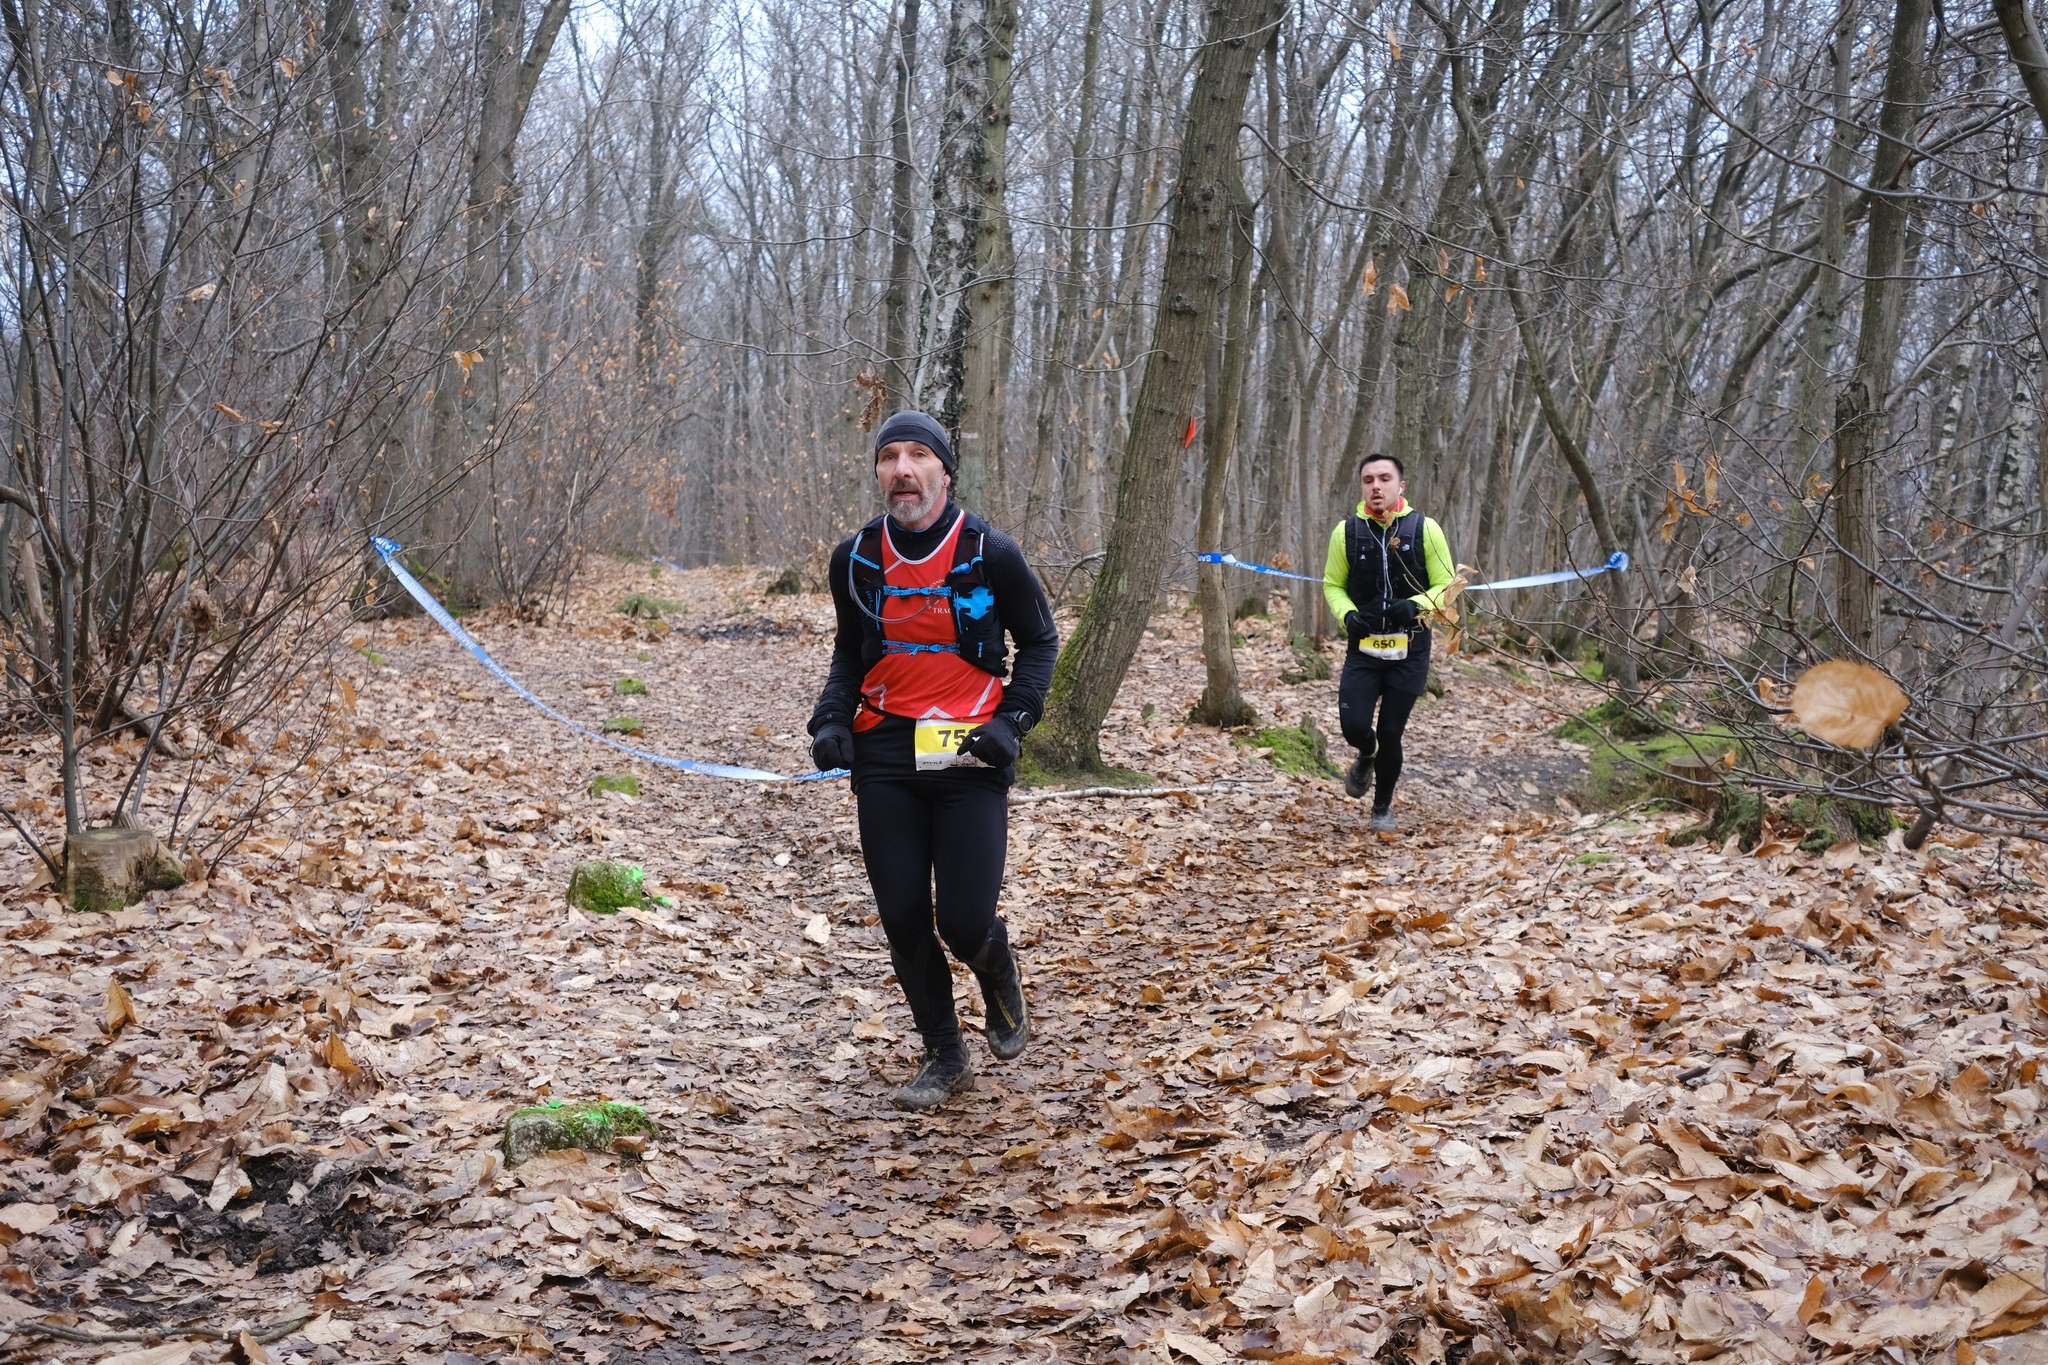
[2,559,2044,1364]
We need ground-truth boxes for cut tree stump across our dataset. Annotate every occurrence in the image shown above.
[63,827,185,912]
[1657,756,1726,809]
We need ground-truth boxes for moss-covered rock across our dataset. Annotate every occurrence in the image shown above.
[1561,711,1739,813]
[601,715,643,735]
[1788,794,1895,851]
[1279,633,1332,685]
[764,565,803,596]
[588,774,641,798]
[1556,698,1671,743]
[613,677,648,696]
[1238,720,1340,778]
[616,593,681,620]
[1671,786,1766,851]
[502,1100,656,1165]
[566,860,668,913]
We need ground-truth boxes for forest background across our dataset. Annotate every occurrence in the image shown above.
[4,0,2048,900]
[6,0,2048,1357]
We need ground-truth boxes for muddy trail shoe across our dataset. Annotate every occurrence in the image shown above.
[1370,806,1398,834]
[1344,756,1371,799]
[892,1049,976,1111]
[970,940,1030,1061]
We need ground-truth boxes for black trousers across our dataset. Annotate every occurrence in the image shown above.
[855,774,1010,1052]
[1337,631,1430,809]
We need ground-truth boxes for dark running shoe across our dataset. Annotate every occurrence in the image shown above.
[970,940,1031,1061]
[1344,755,1371,799]
[892,1049,976,1110]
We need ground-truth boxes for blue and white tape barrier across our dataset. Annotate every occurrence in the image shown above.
[371,537,845,782]
[1196,549,1629,593]
[1462,550,1629,591]
[1195,553,1324,584]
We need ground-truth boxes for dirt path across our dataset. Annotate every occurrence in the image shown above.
[3,560,2045,1364]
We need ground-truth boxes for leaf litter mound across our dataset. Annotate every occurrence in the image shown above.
[1,558,2044,1363]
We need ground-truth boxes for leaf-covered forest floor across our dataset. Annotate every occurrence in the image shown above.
[4,557,2046,1365]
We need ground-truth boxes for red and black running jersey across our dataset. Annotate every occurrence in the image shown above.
[852,515,1004,732]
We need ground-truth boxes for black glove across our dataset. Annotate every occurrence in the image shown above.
[810,723,853,772]
[957,714,1025,768]
[1384,598,1421,629]
[1344,610,1370,641]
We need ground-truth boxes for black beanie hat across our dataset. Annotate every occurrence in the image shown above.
[873,410,956,473]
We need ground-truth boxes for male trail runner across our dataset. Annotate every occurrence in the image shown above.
[808,411,1060,1110]
[1322,452,1454,833]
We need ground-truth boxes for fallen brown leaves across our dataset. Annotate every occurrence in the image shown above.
[1,558,2043,1363]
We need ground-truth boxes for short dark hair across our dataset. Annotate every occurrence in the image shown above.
[1359,451,1404,478]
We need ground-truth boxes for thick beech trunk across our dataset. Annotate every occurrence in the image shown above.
[1029,0,1285,776]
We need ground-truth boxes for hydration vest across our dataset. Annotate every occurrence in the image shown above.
[847,512,1008,676]
[1345,509,1431,616]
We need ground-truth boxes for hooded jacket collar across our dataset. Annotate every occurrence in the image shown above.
[1354,497,1412,527]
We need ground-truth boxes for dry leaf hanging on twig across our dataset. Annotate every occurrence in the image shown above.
[1790,660,1909,749]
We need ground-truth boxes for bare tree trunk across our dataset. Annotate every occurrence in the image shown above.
[881,0,923,403]
[1832,0,1930,658]
[1765,1,1856,669]
[1024,0,1103,549]
[1030,0,1285,776]
[1436,2,1639,697]
[325,0,407,541]
[427,0,571,598]
[1192,170,1259,728]
[1994,0,2048,136]
[917,0,1015,513]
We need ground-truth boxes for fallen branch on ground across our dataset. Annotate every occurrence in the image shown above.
[10,1314,312,1346]
[1010,779,1272,805]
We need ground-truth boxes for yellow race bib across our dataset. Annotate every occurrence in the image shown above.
[1359,633,1409,661]
[913,719,986,771]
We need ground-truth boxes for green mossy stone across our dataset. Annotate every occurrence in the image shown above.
[1557,701,1739,814]
[1239,721,1340,778]
[613,678,648,696]
[616,593,681,620]
[1671,787,1766,851]
[566,860,667,913]
[601,716,643,735]
[1279,633,1332,685]
[502,1100,656,1165]
[764,565,803,596]
[589,774,641,798]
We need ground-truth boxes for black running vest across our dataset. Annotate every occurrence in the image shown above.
[1344,510,1431,614]
[846,512,1009,676]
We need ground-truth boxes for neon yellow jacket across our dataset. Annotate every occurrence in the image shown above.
[1323,499,1455,623]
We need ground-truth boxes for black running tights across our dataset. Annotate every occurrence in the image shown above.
[1337,660,1422,809]
[855,776,1010,1048]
